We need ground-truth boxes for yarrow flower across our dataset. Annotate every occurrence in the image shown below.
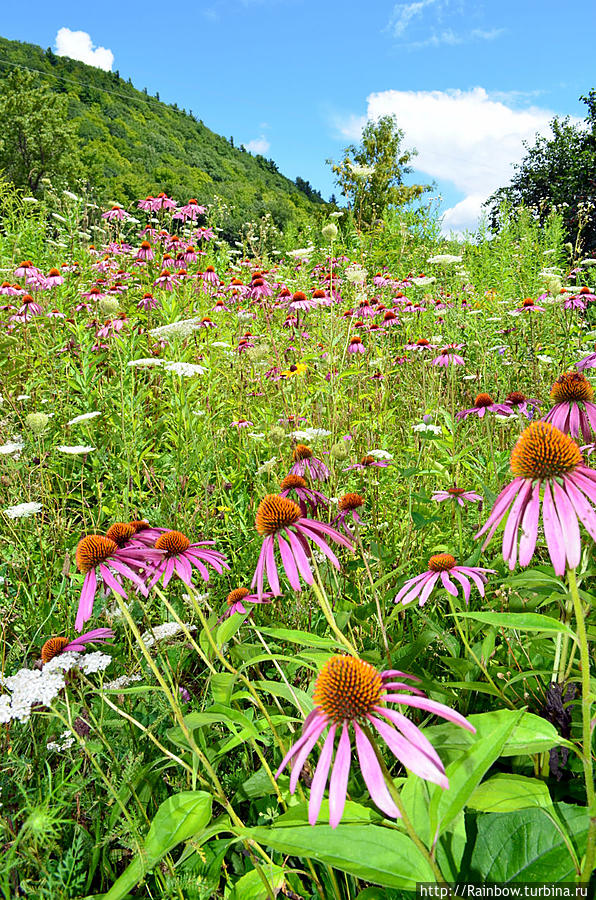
[542,371,596,442]
[3,501,43,519]
[476,420,596,575]
[276,655,475,827]
[252,495,353,598]
[394,554,494,607]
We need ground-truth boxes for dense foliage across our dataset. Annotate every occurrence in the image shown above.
[1,183,595,899]
[486,91,596,255]
[0,37,324,240]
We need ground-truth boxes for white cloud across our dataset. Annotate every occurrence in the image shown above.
[389,0,439,37]
[335,87,576,233]
[55,28,114,71]
[245,136,271,154]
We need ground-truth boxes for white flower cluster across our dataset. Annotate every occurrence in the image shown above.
[47,730,76,752]
[57,445,95,454]
[104,673,143,690]
[4,501,42,519]
[163,361,206,377]
[290,427,332,441]
[412,422,442,436]
[367,449,393,460]
[140,621,196,649]
[0,440,24,458]
[127,357,163,368]
[149,317,203,339]
[67,411,101,425]
[344,265,367,285]
[256,457,278,476]
[427,254,463,265]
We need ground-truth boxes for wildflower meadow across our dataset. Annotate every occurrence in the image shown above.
[1,183,595,899]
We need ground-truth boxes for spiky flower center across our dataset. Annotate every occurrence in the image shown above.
[41,636,69,664]
[350,336,363,345]
[48,268,61,277]
[293,444,313,461]
[339,492,364,511]
[105,522,136,547]
[256,495,301,535]
[129,519,150,533]
[474,393,494,408]
[428,553,457,572]
[140,241,152,250]
[313,655,384,723]
[522,298,535,307]
[550,371,594,404]
[360,455,375,466]
[280,474,308,491]
[447,487,465,496]
[227,587,250,606]
[506,391,526,406]
[416,338,430,346]
[155,531,191,555]
[510,421,582,480]
[292,291,307,302]
[76,535,118,573]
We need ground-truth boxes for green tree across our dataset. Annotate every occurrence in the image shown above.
[486,91,596,254]
[0,69,82,194]
[327,114,429,229]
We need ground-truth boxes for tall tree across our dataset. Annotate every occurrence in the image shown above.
[327,114,429,229]
[486,91,596,254]
[0,69,82,194]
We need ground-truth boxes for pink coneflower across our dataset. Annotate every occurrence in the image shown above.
[195,226,214,241]
[202,265,219,284]
[136,240,154,261]
[74,536,162,632]
[456,392,513,421]
[212,298,231,312]
[395,554,494,607]
[14,261,37,279]
[276,654,475,827]
[432,487,482,507]
[564,294,587,310]
[19,294,44,316]
[382,310,400,327]
[153,269,178,291]
[148,530,229,588]
[137,292,160,311]
[252,495,352,598]
[45,268,65,288]
[476,421,596,575]
[173,199,206,221]
[344,455,389,472]
[542,371,596,442]
[288,290,316,311]
[514,297,545,313]
[231,418,253,428]
[151,192,177,212]
[198,316,217,329]
[405,338,436,352]
[505,391,540,419]
[218,587,273,621]
[576,342,596,371]
[291,444,330,481]
[249,276,273,300]
[431,344,464,366]
[348,335,366,354]
[333,493,364,534]
[102,205,130,221]
[46,309,66,320]
[138,196,155,211]
[41,628,114,664]
[279,474,330,516]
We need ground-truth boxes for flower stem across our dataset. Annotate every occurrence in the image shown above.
[310,574,358,656]
[567,568,596,883]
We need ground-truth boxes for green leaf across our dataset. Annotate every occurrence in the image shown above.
[236,823,436,889]
[256,626,345,650]
[429,709,523,835]
[226,864,286,900]
[467,774,553,812]
[463,803,589,882]
[104,791,212,900]
[456,611,576,638]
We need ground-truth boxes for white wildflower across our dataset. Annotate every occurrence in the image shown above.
[4,502,42,519]
[127,357,164,368]
[149,317,203,339]
[0,440,25,458]
[67,411,101,425]
[412,422,442,435]
[348,163,375,178]
[367,449,393,460]
[78,652,112,674]
[140,622,196,649]
[56,445,95,454]
[17,395,31,401]
[104,673,143,690]
[287,246,315,259]
[345,265,366,285]
[47,730,76,751]
[256,457,278,476]
[411,276,436,285]
[290,427,331,441]
[163,361,206,377]
[248,432,265,439]
[427,255,463,265]
[211,341,231,349]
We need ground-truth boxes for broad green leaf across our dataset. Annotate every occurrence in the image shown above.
[104,791,212,900]
[252,679,313,714]
[273,800,381,826]
[210,672,236,705]
[236,767,289,800]
[462,803,589,882]
[429,709,523,835]
[237,823,435,889]
[226,864,286,900]
[467,774,553,812]
[256,626,344,650]
[456,611,576,638]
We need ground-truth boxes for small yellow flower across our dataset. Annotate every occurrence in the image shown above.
[280,363,308,379]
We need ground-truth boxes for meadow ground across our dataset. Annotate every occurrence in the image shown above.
[0,189,594,899]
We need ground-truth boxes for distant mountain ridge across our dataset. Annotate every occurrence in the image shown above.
[0,36,325,236]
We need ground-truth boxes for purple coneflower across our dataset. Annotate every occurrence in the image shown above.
[431,344,464,366]
[348,335,366,354]
[542,371,596,442]
[333,493,365,534]
[136,241,154,261]
[456,392,512,420]
[432,486,482,507]
[344,454,389,472]
[279,474,330,516]
[576,344,596,371]
[102,205,130,221]
[218,587,274,621]
[405,338,436,352]
[289,290,318,312]
[290,444,330,481]
[252,495,352,598]
[74,536,162,632]
[476,420,596,575]
[45,268,65,288]
[505,391,540,419]
[148,531,229,589]
[41,628,114,663]
[276,654,475,827]
[173,199,206,221]
[514,298,545,313]
[394,554,494,607]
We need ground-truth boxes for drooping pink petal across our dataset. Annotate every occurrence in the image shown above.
[564,477,596,541]
[99,564,130,599]
[456,567,489,595]
[440,570,459,596]
[286,529,314,584]
[275,713,326,779]
[277,533,301,591]
[329,723,351,828]
[75,568,97,632]
[542,481,566,576]
[367,713,448,788]
[383,694,476,732]
[449,570,471,603]
[298,518,354,551]
[552,480,581,570]
[393,572,430,605]
[265,536,280,596]
[417,572,441,607]
[518,480,541,566]
[295,523,341,569]
[175,555,195,586]
[378,706,445,773]
[289,720,328,792]
[502,479,533,569]
[251,540,268,598]
[308,724,337,825]
[161,556,177,587]
[353,722,400,819]
[569,401,581,438]
[475,478,525,544]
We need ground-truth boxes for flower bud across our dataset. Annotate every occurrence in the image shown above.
[25,412,49,434]
[322,223,338,242]
[99,297,120,317]
[331,442,349,461]
[268,426,285,445]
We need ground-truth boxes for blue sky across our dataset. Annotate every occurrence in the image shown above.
[2,1,594,232]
